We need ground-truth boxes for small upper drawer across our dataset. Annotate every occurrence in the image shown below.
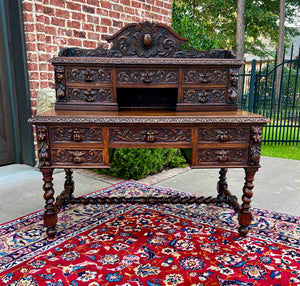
[183,69,228,84]
[49,126,103,143]
[109,127,192,144]
[67,88,112,103]
[66,67,112,83]
[198,127,249,143]
[117,69,178,85]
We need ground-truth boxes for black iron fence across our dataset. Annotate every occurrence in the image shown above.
[238,45,300,145]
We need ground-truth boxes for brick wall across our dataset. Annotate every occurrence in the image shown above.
[22,0,172,114]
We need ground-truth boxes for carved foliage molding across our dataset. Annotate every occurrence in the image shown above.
[50,127,103,143]
[68,88,112,102]
[198,128,249,142]
[117,70,178,84]
[58,22,235,59]
[66,68,111,83]
[184,69,227,84]
[37,125,51,167]
[198,149,247,164]
[183,89,226,103]
[109,128,192,143]
[52,149,104,164]
[249,126,263,165]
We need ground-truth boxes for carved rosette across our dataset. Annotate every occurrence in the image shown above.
[50,127,103,142]
[184,69,227,83]
[198,149,247,164]
[228,68,239,104]
[66,68,111,83]
[55,66,66,102]
[183,89,225,103]
[109,128,192,143]
[68,88,112,102]
[117,70,177,84]
[248,126,263,165]
[37,125,51,167]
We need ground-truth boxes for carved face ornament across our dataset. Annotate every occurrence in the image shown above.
[251,126,263,143]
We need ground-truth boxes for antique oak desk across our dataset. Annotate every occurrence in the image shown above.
[29,22,267,239]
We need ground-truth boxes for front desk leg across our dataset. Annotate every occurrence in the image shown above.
[217,168,228,201]
[238,167,258,237]
[41,168,57,239]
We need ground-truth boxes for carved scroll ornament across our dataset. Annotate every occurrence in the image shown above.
[58,22,235,59]
[55,66,66,102]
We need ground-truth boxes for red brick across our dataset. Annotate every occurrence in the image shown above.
[98,9,109,16]
[113,4,124,12]
[67,2,81,11]
[23,12,34,22]
[101,18,112,26]
[40,72,49,80]
[132,1,142,8]
[67,20,81,29]
[87,0,99,5]
[68,38,82,46]
[164,2,172,9]
[53,37,67,46]
[30,80,40,89]
[35,3,44,13]
[101,0,112,9]
[51,17,66,27]
[121,13,132,22]
[44,16,50,25]
[29,72,39,80]
[43,6,54,15]
[26,43,37,52]
[37,33,45,42]
[121,0,131,6]
[96,26,108,34]
[83,23,94,31]
[41,81,50,89]
[109,11,120,19]
[124,6,134,14]
[39,53,50,62]
[83,40,97,48]
[113,20,123,28]
[22,2,33,12]
[87,32,100,40]
[50,0,65,7]
[27,53,38,62]
[37,42,46,51]
[56,8,70,19]
[72,12,85,21]
[45,25,57,35]
[83,5,95,13]
[36,15,44,24]
[24,23,35,32]
[87,15,100,24]
[153,13,163,21]
[156,0,163,7]
[74,30,86,38]
[39,63,48,71]
[25,33,36,42]
[147,0,155,5]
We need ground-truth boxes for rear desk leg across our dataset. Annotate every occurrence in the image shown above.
[64,168,74,199]
[41,168,57,239]
[238,167,258,237]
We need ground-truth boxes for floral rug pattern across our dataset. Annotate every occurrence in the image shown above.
[0,181,299,285]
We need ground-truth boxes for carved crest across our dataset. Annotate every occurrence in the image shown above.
[58,22,235,59]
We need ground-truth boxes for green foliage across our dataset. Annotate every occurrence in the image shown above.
[94,149,187,180]
[261,144,300,160]
[172,0,300,57]
[171,2,220,50]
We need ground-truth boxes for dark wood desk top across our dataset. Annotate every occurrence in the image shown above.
[29,110,268,125]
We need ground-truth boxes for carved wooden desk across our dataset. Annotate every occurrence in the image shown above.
[29,22,267,239]
[29,110,267,239]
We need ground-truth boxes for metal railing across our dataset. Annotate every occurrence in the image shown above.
[238,45,300,145]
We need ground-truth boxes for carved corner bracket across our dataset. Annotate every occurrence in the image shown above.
[248,126,263,166]
[37,125,51,167]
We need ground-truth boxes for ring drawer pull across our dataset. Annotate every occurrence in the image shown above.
[145,131,156,142]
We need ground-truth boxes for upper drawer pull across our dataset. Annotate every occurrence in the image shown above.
[218,130,232,142]
[72,129,83,142]
[144,131,156,142]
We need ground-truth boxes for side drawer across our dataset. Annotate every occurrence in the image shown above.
[49,126,103,143]
[198,127,249,143]
[65,67,112,83]
[109,127,192,144]
[197,147,248,166]
[67,87,113,103]
[183,69,228,84]
[51,147,105,166]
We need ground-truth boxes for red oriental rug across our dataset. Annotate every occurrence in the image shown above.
[0,181,300,285]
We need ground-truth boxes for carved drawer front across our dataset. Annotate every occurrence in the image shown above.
[66,67,112,83]
[183,69,228,84]
[49,126,103,143]
[67,88,112,103]
[51,148,104,165]
[197,148,248,166]
[182,88,227,104]
[109,127,192,144]
[198,127,249,143]
[117,69,178,85]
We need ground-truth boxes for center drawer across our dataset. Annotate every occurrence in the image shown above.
[109,127,192,146]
